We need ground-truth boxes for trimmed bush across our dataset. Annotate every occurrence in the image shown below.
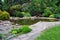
[10,29,18,35]
[19,25,32,33]
[0,10,10,20]
[35,25,60,40]
[10,25,32,35]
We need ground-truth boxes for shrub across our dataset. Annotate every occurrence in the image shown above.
[0,10,2,13]
[54,14,60,19]
[21,3,30,12]
[0,11,10,20]
[20,25,32,33]
[10,25,32,35]
[35,25,60,40]
[49,14,54,18]
[54,7,60,18]
[42,7,53,17]
[21,12,31,17]
[10,4,21,10]
[10,29,18,35]
[14,11,23,17]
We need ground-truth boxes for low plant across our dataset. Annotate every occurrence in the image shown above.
[10,29,18,35]
[19,25,32,34]
[10,25,32,35]
[49,14,54,18]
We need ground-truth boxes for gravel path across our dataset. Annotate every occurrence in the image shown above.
[10,21,60,40]
[0,21,20,34]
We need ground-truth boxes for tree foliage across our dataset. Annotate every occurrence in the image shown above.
[0,0,60,18]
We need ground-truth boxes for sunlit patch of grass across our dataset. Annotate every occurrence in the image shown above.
[35,25,60,40]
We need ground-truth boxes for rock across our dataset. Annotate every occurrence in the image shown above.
[0,23,3,25]
[12,38,20,40]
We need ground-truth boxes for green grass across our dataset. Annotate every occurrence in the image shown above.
[35,25,60,40]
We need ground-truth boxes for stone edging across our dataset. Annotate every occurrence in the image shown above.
[10,17,60,20]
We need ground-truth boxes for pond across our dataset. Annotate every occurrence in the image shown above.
[10,18,59,25]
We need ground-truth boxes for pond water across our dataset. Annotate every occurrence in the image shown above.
[10,19,59,25]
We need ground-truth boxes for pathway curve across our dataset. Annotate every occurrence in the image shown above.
[10,21,60,40]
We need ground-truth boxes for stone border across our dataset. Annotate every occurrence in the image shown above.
[10,17,60,21]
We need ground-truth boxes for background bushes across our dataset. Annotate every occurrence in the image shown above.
[0,0,60,18]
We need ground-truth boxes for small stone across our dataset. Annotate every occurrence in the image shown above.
[0,20,2,22]
[0,23,3,25]
[16,24,19,26]
[18,34,27,38]
[12,38,20,40]
[0,29,4,31]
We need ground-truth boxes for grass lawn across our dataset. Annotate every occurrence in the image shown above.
[35,25,60,40]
